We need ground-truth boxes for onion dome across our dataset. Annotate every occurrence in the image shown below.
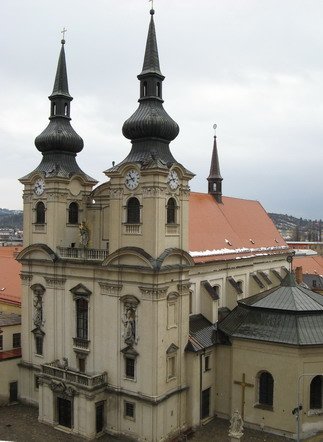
[35,39,84,154]
[122,9,179,161]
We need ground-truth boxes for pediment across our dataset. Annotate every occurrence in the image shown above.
[16,244,58,263]
[157,248,195,270]
[70,283,92,298]
[103,247,155,269]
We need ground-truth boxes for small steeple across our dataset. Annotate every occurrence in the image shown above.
[121,8,179,165]
[20,36,96,184]
[207,124,223,203]
[35,38,83,155]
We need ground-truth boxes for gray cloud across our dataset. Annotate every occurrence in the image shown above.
[1,0,323,219]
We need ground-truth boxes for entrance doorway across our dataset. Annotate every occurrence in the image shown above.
[201,388,210,419]
[57,397,72,428]
[96,402,104,434]
[9,381,18,402]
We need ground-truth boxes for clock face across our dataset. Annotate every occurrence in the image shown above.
[167,170,179,190]
[125,169,140,190]
[34,179,45,196]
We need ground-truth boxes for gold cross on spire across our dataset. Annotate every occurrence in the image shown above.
[61,27,67,40]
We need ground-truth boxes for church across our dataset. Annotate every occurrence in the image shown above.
[17,7,323,441]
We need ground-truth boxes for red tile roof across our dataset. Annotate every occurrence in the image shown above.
[189,193,288,263]
[0,247,22,305]
[293,255,323,276]
[0,347,21,361]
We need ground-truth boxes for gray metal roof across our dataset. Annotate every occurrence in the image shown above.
[218,273,323,346]
[186,314,217,352]
[0,312,21,327]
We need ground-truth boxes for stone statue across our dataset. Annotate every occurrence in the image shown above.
[229,410,244,438]
[79,221,89,247]
[123,308,136,346]
[33,293,43,328]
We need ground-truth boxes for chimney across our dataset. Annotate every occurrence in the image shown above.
[295,266,303,284]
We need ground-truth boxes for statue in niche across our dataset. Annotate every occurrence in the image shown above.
[229,409,244,438]
[32,285,45,328]
[122,308,136,346]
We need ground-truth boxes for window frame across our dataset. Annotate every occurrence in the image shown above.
[310,375,323,410]
[68,202,79,225]
[257,371,274,409]
[126,197,140,224]
[76,298,88,340]
[12,333,21,349]
[124,401,135,420]
[166,197,177,224]
[35,201,46,225]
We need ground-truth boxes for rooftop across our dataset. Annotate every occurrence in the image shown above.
[189,193,288,263]
[0,311,21,326]
[0,247,22,305]
[219,273,323,346]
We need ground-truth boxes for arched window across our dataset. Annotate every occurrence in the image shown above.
[68,202,79,224]
[64,103,68,116]
[53,103,57,115]
[76,298,88,340]
[167,198,176,224]
[35,202,45,224]
[310,376,322,409]
[127,198,140,224]
[258,371,274,407]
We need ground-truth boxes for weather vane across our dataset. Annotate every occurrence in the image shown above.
[213,123,217,135]
[61,27,67,40]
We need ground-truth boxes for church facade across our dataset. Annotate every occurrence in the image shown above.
[17,8,321,441]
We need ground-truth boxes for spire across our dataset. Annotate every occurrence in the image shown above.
[140,9,163,77]
[207,124,223,203]
[121,8,179,166]
[50,39,71,98]
[35,38,84,155]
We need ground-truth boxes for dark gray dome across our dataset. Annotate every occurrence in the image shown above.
[35,118,84,154]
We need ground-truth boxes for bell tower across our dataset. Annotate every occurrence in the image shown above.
[105,8,194,258]
[19,38,97,250]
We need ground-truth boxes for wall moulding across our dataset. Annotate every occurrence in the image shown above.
[99,281,123,295]
[44,277,66,289]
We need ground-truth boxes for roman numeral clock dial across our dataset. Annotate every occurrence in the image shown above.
[125,169,140,190]
[167,170,179,190]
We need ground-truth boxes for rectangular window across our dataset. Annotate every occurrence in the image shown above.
[124,401,135,419]
[13,333,21,348]
[205,355,210,371]
[35,375,40,390]
[76,299,88,339]
[0,335,3,350]
[35,335,43,355]
[125,357,135,379]
[167,355,176,380]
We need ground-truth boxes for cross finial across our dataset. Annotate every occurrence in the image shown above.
[61,27,67,42]
[149,0,154,12]
[213,123,217,136]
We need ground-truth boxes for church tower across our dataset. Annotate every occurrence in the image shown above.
[19,38,97,250]
[104,8,194,258]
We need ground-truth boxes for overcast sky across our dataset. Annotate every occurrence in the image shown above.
[1,0,323,219]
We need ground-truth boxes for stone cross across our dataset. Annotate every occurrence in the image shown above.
[234,373,254,419]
